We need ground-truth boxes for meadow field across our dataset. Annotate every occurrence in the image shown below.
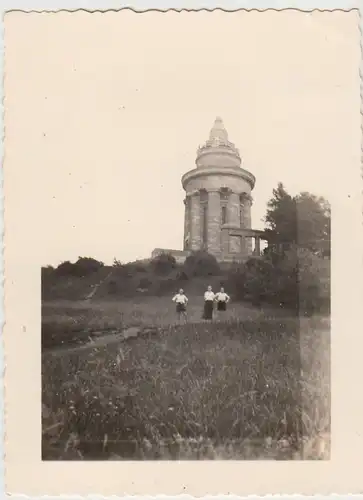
[42,296,330,461]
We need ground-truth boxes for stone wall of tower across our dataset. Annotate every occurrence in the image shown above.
[183,197,191,250]
[184,173,251,197]
[183,187,256,259]
[228,192,241,228]
[207,190,221,256]
[189,191,202,251]
[242,195,253,255]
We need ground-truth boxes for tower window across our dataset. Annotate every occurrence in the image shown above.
[221,206,227,225]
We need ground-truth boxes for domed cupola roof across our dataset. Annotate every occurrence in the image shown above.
[181,116,256,192]
[196,117,241,169]
[209,116,229,144]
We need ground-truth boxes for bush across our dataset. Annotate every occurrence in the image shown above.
[138,277,152,290]
[134,263,147,273]
[55,257,104,278]
[151,253,177,276]
[229,247,330,316]
[229,257,274,306]
[41,266,56,300]
[183,251,220,277]
[157,278,180,295]
[55,260,77,277]
[176,270,189,281]
[41,265,55,282]
[108,280,118,295]
[74,257,104,275]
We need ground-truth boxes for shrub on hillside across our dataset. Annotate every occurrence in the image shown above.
[135,263,147,273]
[41,266,56,299]
[41,265,55,281]
[230,257,274,306]
[288,247,330,315]
[151,253,177,276]
[138,277,153,291]
[55,261,77,277]
[108,280,118,295]
[157,278,180,295]
[119,261,148,274]
[55,257,104,278]
[183,251,220,277]
[229,248,330,315]
[74,257,104,275]
[176,270,189,281]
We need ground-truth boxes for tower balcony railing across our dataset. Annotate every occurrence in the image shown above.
[197,140,241,158]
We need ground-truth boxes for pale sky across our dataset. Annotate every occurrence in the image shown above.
[4,9,360,266]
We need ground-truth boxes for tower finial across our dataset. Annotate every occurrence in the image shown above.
[209,116,229,144]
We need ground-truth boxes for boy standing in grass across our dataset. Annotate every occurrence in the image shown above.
[172,288,188,323]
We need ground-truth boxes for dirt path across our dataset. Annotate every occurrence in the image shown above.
[44,325,161,357]
[44,313,330,358]
[83,270,114,300]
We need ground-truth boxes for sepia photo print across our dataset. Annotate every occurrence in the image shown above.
[4,7,362,484]
[36,10,339,462]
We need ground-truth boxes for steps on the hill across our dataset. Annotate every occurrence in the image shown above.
[84,270,114,300]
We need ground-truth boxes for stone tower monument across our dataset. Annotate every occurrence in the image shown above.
[181,117,257,262]
[152,117,266,263]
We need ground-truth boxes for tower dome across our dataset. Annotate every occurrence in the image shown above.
[196,116,242,169]
[209,116,229,144]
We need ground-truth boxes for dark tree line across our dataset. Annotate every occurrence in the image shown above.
[264,183,330,257]
[230,183,331,315]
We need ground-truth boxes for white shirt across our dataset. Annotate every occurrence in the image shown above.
[215,292,230,303]
[204,291,215,301]
[172,293,188,304]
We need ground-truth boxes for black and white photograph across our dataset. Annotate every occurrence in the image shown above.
[37,10,338,461]
[3,7,362,488]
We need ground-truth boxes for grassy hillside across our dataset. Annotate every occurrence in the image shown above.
[41,251,330,460]
[42,264,231,302]
[42,299,330,460]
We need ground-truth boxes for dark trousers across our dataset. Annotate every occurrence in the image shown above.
[203,300,214,319]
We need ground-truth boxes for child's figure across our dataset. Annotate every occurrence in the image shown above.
[215,287,230,320]
[172,288,188,323]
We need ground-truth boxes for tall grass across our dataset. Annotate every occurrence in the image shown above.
[42,300,330,460]
[41,298,291,349]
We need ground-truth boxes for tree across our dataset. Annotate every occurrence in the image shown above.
[295,192,331,256]
[265,183,297,247]
[151,252,177,275]
[183,251,220,277]
[264,183,330,255]
[54,257,104,277]
[228,248,330,315]
[74,257,104,275]
[55,260,77,276]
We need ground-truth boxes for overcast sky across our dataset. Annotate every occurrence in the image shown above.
[5,10,360,266]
